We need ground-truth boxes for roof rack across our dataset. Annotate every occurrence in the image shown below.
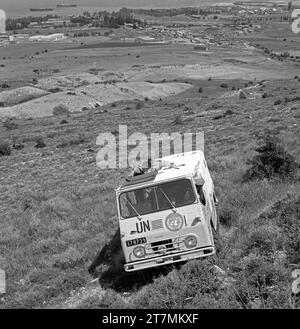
[121,170,158,188]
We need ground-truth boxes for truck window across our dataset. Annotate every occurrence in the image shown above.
[196,184,206,206]
[119,179,196,219]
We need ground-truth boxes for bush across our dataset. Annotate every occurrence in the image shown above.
[132,260,222,309]
[53,104,70,116]
[219,207,239,227]
[220,83,228,88]
[274,99,282,105]
[1,82,10,89]
[173,115,183,125]
[49,87,62,93]
[262,92,272,98]
[35,137,46,149]
[135,102,144,110]
[0,141,11,156]
[57,134,86,148]
[244,132,298,181]
[3,118,18,130]
[242,225,282,256]
[69,134,86,146]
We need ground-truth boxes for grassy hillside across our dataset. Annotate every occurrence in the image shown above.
[0,76,299,309]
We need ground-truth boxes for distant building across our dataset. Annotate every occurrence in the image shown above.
[0,34,9,44]
[124,23,134,28]
[46,18,71,27]
[135,36,155,42]
[10,34,29,41]
[28,19,71,29]
[29,33,66,42]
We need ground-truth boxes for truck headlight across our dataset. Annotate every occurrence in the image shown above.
[133,246,146,258]
[165,213,184,231]
[184,235,197,249]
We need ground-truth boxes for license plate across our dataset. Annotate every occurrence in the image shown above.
[126,237,147,247]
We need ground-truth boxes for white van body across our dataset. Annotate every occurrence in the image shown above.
[116,151,218,272]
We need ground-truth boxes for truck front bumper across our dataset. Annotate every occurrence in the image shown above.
[124,245,215,272]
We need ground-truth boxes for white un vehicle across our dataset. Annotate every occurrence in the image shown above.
[116,151,220,272]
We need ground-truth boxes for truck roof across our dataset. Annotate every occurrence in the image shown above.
[117,151,206,191]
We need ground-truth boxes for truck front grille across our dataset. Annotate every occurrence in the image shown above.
[145,237,183,256]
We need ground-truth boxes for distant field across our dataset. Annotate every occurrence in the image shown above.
[69,41,168,49]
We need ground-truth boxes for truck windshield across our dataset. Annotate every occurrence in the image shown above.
[119,179,196,219]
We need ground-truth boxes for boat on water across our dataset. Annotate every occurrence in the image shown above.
[57,4,78,7]
[30,8,54,12]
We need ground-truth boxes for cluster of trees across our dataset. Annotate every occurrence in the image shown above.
[132,7,222,17]
[70,9,144,28]
[6,15,58,31]
[5,9,145,31]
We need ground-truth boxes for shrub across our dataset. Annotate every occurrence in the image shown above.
[239,90,247,99]
[220,83,228,88]
[0,141,11,156]
[173,115,183,125]
[274,99,282,105]
[53,104,70,116]
[35,137,46,149]
[132,260,222,309]
[49,87,62,93]
[135,102,144,110]
[262,92,272,98]
[57,134,86,148]
[219,206,239,227]
[52,247,83,270]
[69,134,86,146]
[3,118,18,130]
[213,114,223,120]
[233,255,290,308]
[242,225,282,256]
[12,143,25,150]
[1,82,10,88]
[244,132,298,181]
